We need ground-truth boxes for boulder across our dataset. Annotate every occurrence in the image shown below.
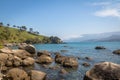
[82,62,90,67]
[55,54,79,68]
[113,49,120,55]
[22,57,35,66]
[84,62,120,80]
[36,55,53,64]
[63,57,78,68]
[37,50,51,57]
[6,68,30,80]
[0,47,13,54]
[95,46,106,49]
[18,44,36,54]
[5,54,22,67]
[0,53,9,65]
[12,50,31,59]
[13,56,22,67]
[29,70,46,80]
[55,54,66,64]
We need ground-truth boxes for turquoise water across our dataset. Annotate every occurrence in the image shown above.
[33,42,120,80]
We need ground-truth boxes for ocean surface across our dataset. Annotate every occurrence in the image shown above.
[33,42,120,80]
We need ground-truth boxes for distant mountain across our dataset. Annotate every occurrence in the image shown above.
[65,31,120,42]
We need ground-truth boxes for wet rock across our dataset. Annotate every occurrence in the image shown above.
[63,57,78,68]
[55,54,78,68]
[0,47,13,54]
[60,50,68,53]
[55,54,66,64]
[113,49,120,55]
[37,50,51,57]
[84,62,120,80]
[95,46,106,49]
[12,50,31,59]
[85,57,92,61]
[82,62,90,67]
[36,55,53,64]
[59,69,68,74]
[22,57,35,66]
[29,70,46,80]
[6,68,30,80]
[18,44,36,54]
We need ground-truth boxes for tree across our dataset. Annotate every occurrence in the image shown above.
[49,36,62,44]
[29,28,33,33]
[0,22,3,27]
[7,24,10,27]
[21,26,27,31]
[13,25,16,28]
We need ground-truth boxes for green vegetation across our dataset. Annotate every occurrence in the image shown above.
[0,22,63,44]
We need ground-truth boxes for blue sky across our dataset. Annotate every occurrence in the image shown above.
[0,0,120,40]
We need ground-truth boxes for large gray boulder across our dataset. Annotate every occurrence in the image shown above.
[18,44,36,54]
[84,62,120,80]
[29,70,46,80]
[5,68,30,80]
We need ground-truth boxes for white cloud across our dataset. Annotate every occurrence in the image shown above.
[94,8,120,17]
[92,2,110,6]
[92,1,120,18]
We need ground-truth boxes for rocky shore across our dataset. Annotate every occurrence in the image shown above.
[0,44,120,80]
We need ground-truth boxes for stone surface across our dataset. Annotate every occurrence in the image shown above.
[84,62,120,80]
[22,57,35,66]
[95,46,106,49]
[37,50,51,57]
[37,55,53,64]
[29,70,46,80]
[6,68,30,80]
[19,44,36,54]
[113,49,120,55]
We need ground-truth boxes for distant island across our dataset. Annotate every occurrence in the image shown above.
[0,22,63,46]
[65,31,120,42]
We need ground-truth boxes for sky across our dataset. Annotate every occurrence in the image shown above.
[0,0,120,40]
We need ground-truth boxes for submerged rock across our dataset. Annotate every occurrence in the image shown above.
[113,49,120,55]
[95,46,106,49]
[59,69,68,74]
[82,62,90,67]
[84,62,120,80]
[6,68,30,80]
[29,70,46,80]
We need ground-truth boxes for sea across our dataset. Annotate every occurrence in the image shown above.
[32,42,120,80]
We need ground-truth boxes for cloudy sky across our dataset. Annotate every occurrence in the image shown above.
[0,0,120,40]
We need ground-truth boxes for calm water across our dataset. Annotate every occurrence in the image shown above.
[33,42,120,80]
